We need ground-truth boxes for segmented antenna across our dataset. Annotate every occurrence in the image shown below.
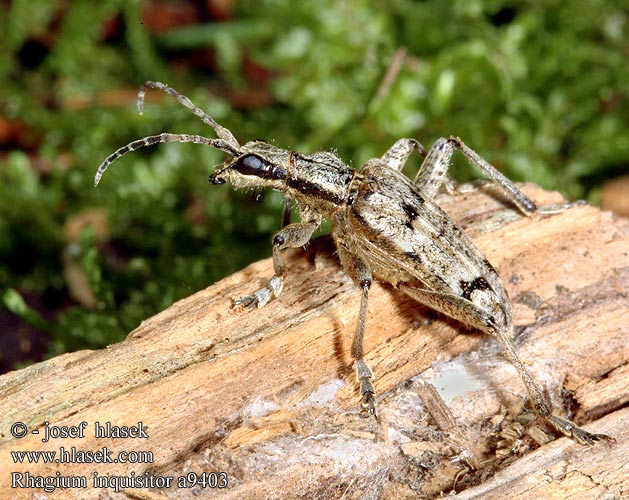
[93,82,241,187]
[94,134,237,187]
[138,81,239,147]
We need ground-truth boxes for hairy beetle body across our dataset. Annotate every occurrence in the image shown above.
[95,82,611,446]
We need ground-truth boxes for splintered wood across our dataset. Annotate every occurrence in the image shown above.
[0,185,627,499]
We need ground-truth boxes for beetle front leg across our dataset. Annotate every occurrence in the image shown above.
[235,218,319,309]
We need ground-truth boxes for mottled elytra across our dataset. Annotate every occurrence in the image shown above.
[95,81,612,446]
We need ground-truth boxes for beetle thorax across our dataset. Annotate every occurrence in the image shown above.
[285,150,355,217]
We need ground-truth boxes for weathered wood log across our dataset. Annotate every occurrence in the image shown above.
[1,184,627,499]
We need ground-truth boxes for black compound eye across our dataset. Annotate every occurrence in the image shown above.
[233,153,287,181]
[234,154,270,176]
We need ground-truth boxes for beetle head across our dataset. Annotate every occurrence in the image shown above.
[209,140,290,191]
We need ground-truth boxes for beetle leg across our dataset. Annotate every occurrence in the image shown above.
[353,273,376,418]
[380,138,427,172]
[413,138,459,198]
[377,137,457,197]
[281,198,292,228]
[382,136,538,215]
[379,138,461,195]
[235,217,319,309]
[398,283,612,444]
[335,243,378,417]
[444,137,537,215]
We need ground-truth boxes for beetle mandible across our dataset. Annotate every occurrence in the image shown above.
[95,81,611,446]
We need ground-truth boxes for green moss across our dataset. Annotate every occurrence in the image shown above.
[0,0,627,367]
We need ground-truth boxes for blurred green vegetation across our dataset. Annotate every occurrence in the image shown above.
[0,0,627,371]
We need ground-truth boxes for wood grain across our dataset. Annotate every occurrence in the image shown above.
[1,184,627,499]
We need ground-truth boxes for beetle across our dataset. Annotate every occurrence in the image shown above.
[95,81,611,445]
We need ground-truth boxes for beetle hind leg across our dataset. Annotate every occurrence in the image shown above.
[495,327,614,445]
[545,415,613,445]
[399,283,613,445]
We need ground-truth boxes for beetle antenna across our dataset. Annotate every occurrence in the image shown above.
[94,82,243,187]
[138,81,240,148]
[94,133,238,187]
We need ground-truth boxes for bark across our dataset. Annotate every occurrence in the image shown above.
[0,184,627,500]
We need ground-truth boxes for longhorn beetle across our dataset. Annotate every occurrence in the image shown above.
[95,81,611,445]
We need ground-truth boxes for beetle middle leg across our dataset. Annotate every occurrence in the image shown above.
[380,137,538,215]
[335,242,378,417]
[379,138,457,195]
